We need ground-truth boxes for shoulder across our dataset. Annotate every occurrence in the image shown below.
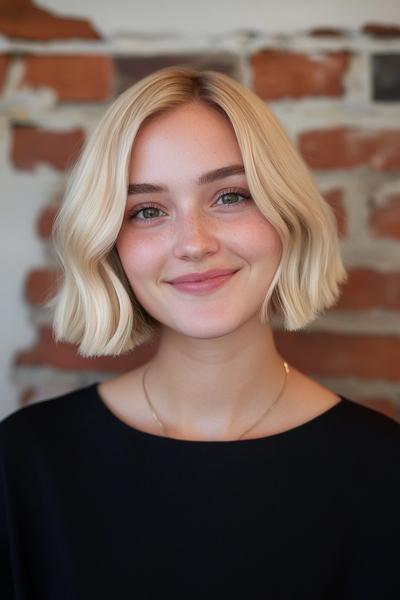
[335,397,400,493]
[292,368,400,456]
[0,384,98,452]
[289,369,400,455]
[338,396,400,449]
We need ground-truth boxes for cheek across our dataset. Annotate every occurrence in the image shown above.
[115,231,163,279]
[230,216,282,262]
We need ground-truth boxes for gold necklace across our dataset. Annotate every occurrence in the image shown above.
[141,360,290,441]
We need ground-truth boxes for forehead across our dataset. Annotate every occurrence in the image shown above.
[129,102,244,180]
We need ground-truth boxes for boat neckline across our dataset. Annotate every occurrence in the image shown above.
[91,383,348,445]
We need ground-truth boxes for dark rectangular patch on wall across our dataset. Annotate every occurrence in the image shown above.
[372,54,400,101]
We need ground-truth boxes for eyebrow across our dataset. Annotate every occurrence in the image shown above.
[127,164,245,195]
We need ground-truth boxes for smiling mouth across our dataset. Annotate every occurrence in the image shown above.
[167,270,239,294]
[168,269,239,285]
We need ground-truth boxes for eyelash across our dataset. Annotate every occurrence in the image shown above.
[127,188,253,222]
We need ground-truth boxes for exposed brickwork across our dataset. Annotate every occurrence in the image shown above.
[362,24,400,38]
[336,269,400,310]
[0,0,100,40]
[299,128,400,170]
[0,54,10,90]
[322,188,347,238]
[11,126,85,171]
[251,51,350,99]
[22,55,114,101]
[20,387,35,407]
[15,328,158,372]
[309,28,344,37]
[369,194,400,240]
[275,331,400,381]
[25,268,60,306]
[37,203,59,239]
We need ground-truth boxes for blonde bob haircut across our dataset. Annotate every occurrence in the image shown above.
[50,64,347,357]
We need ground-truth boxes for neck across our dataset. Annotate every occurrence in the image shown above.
[144,317,289,439]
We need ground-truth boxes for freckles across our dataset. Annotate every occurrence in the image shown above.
[234,216,280,249]
[116,230,166,276]
[254,212,281,241]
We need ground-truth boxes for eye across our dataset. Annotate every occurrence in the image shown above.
[214,189,252,207]
[126,188,253,222]
[127,203,166,221]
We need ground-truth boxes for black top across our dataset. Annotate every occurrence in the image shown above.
[1,384,399,600]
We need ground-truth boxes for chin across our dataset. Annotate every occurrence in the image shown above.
[167,317,247,340]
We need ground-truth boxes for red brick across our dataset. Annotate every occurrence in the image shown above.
[22,55,113,101]
[309,28,344,37]
[20,387,35,407]
[251,51,350,100]
[275,331,400,381]
[0,0,100,40]
[322,188,347,238]
[25,268,60,306]
[0,54,10,90]
[350,397,399,421]
[37,203,59,239]
[11,126,85,171]
[336,269,400,310]
[15,328,159,372]
[369,194,400,240]
[362,23,400,38]
[299,128,400,170]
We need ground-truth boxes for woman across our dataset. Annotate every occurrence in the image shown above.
[1,66,399,599]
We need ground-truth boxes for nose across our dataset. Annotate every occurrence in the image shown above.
[172,210,220,261]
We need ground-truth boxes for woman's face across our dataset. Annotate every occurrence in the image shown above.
[116,101,282,339]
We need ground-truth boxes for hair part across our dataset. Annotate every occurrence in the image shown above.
[48,64,347,356]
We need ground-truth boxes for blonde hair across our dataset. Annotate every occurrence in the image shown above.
[49,65,347,356]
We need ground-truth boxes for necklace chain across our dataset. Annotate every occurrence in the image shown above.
[141,360,290,441]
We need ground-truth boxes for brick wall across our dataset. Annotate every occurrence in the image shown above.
[1,1,400,419]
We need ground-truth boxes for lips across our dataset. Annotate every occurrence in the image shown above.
[168,268,239,284]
